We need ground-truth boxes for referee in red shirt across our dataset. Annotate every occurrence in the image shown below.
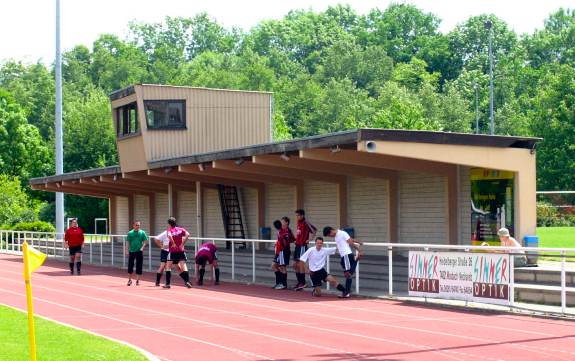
[64,218,84,275]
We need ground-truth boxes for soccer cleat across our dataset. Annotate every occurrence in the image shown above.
[271,283,280,289]
[136,280,140,286]
[155,282,160,287]
[294,284,305,291]
[197,280,203,286]
[127,280,132,286]
[274,284,286,290]
[338,292,351,299]
[214,281,219,285]
[163,284,171,289]
[185,282,193,288]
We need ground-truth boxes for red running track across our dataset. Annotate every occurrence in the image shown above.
[1,254,574,361]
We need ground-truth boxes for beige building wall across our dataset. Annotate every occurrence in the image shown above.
[458,166,472,245]
[265,184,296,232]
[399,172,448,244]
[154,193,169,235]
[239,187,258,239]
[115,196,130,235]
[178,191,197,236]
[203,188,225,238]
[348,177,389,242]
[303,181,338,231]
[134,195,150,231]
[139,86,272,162]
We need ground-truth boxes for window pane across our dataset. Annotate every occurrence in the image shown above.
[167,102,183,126]
[130,107,137,133]
[144,100,185,129]
[116,108,122,135]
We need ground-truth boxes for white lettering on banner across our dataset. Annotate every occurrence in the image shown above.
[408,251,510,306]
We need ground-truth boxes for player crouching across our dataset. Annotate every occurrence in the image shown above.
[195,242,220,286]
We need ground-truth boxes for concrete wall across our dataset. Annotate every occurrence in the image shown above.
[240,187,258,239]
[265,184,295,231]
[154,193,169,235]
[203,188,225,238]
[115,196,130,235]
[303,181,338,231]
[134,195,150,232]
[348,177,389,242]
[399,172,448,244]
[178,191,197,236]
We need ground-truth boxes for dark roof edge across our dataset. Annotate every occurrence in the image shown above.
[148,130,360,169]
[358,129,541,149]
[29,166,121,185]
[109,86,136,101]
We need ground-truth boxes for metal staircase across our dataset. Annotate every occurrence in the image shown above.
[217,185,246,249]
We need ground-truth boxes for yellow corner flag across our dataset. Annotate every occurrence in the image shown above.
[23,241,46,361]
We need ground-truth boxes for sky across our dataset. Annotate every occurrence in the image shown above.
[1,0,573,64]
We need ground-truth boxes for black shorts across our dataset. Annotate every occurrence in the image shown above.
[293,245,307,261]
[168,251,187,263]
[273,249,290,266]
[310,268,329,287]
[69,245,82,256]
[340,254,357,274]
[128,251,143,275]
[160,249,169,263]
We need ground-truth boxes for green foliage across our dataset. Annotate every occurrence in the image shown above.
[0,174,44,226]
[8,221,56,233]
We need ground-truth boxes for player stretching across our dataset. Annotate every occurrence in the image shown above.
[195,242,220,286]
[322,226,363,298]
[299,237,346,297]
[164,217,192,289]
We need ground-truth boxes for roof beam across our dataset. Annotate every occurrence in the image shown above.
[122,171,196,190]
[252,154,397,179]
[42,183,130,198]
[78,177,166,194]
[299,149,453,176]
[178,164,301,186]
[212,160,345,183]
[99,175,174,193]
[147,168,263,189]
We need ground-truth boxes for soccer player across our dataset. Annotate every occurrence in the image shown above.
[293,209,316,290]
[299,237,346,297]
[154,229,170,286]
[322,226,364,298]
[195,242,220,286]
[271,217,295,290]
[64,218,84,275]
[164,217,192,289]
[125,221,148,286]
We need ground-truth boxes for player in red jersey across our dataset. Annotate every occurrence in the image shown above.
[64,218,84,275]
[163,217,192,289]
[194,242,220,286]
[292,209,316,290]
[271,217,295,290]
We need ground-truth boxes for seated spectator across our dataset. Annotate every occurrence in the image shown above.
[497,228,528,267]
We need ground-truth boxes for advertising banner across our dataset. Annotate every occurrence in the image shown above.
[408,251,510,306]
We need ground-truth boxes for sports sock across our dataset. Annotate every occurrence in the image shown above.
[76,261,81,273]
[69,262,74,273]
[215,268,220,282]
[336,284,345,292]
[155,273,162,284]
[180,271,190,283]
[281,272,288,287]
[199,268,206,283]
[345,278,353,294]
[165,271,172,285]
[274,271,281,285]
[296,272,305,285]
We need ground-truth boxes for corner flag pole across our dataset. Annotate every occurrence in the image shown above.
[23,241,38,361]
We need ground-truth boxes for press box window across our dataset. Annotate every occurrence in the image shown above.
[115,102,138,137]
[144,100,186,130]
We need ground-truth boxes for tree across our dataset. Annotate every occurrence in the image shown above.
[0,89,52,181]
[0,174,44,226]
[524,8,575,67]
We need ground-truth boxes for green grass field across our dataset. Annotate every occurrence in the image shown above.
[536,227,575,262]
[0,305,148,361]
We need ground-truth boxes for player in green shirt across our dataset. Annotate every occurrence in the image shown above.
[126,221,148,286]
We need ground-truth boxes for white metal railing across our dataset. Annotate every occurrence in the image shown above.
[1,230,574,314]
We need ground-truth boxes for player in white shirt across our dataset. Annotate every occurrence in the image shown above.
[299,237,347,297]
[322,226,364,298]
[154,230,170,286]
